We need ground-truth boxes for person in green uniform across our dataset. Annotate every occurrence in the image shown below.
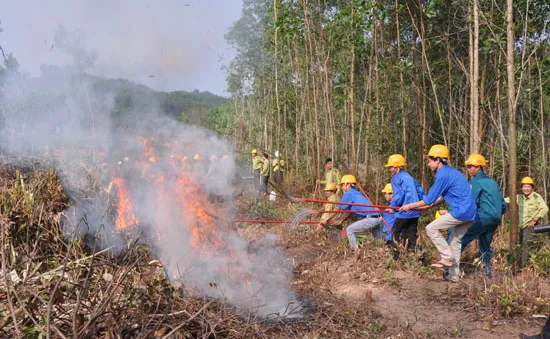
[251,149,263,191]
[516,176,548,268]
[317,158,342,194]
[316,183,340,232]
[260,153,270,194]
[272,150,285,186]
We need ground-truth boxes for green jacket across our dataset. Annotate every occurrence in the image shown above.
[320,193,340,223]
[517,192,548,229]
[272,158,285,172]
[261,158,270,176]
[469,171,506,224]
[320,168,342,186]
[252,155,263,170]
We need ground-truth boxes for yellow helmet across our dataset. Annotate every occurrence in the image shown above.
[521,176,535,186]
[465,153,487,167]
[385,154,407,168]
[381,183,393,194]
[193,154,200,160]
[339,174,357,186]
[427,144,450,159]
[324,183,337,191]
[251,149,258,154]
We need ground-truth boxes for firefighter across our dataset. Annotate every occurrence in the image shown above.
[251,149,263,191]
[272,150,285,186]
[316,183,340,232]
[460,154,506,278]
[384,154,425,251]
[381,184,400,260]
[260,153,270,194]
[515,176,549,268]
[400,144,477,282]
[317,158,342,194]
[336,175,383,249]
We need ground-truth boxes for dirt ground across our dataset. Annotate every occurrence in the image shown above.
[245,219,547,339]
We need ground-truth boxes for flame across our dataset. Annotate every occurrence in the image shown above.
[107,136,298,317]
[124,136,225,253]
[113,177,139,230]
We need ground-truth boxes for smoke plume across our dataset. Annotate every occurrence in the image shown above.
[0,26,302,318]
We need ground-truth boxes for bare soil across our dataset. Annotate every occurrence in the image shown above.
[246,219,548,338]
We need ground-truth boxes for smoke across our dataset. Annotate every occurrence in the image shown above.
[0,0,240,94]
[0,26,303,319]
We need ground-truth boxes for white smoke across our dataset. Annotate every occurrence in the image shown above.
[0,26,303,318]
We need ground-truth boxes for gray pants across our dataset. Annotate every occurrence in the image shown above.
[426,213,475,278]
[520,226,534,268]
[346,217,383,248]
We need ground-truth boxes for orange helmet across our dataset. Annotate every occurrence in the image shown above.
[427,144,450,159]
[324,183,337,191]
[385,154,407,168]
[465,154,487,167]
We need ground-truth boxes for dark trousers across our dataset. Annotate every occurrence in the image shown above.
[519,226,535,268]
[260,175,269,193]
[253,169,261,191]
[461,220,499,276]
[273,170,283,185]
[392,217,419,249]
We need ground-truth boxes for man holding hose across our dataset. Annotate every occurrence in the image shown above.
[400,145,478,282]
[384,154,425,251]
[336,175,383,249]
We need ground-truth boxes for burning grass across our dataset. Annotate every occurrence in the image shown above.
[0,165,389,338]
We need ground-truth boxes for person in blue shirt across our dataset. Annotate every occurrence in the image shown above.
[460,153,506,278]
[380,184,396,242]
[381,183,400,260]
[384,154,425,251]
[400,145,478,282]
[336,174,383,249]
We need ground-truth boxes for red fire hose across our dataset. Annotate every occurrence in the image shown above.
[296,198,397,210]
[234,219,339,225]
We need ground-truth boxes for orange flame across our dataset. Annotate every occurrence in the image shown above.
[113,177,139,230]
[115,136,228,255]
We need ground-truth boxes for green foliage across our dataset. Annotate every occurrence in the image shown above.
[159,90,227,127]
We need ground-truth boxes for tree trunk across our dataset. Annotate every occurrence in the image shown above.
[506,0,519,273]
[469,0,480,154]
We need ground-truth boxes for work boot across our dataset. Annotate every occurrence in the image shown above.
[482,262,493,279]
[442,268,459,283]
[385,241,400,260]
[443,273,459,283]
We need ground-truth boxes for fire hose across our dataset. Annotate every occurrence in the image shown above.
[534,224,550,234]
[294,198,398,210]
[233,219,338,225]
[234,209,390,224]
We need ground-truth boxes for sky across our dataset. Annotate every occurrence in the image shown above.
[0,0,242,96]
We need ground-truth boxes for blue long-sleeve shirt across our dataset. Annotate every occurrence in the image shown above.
[389,170,425,219]
[470,171,506,224]
[338,188,377,218]
[381,211,396,241]
[423,165,478,221]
